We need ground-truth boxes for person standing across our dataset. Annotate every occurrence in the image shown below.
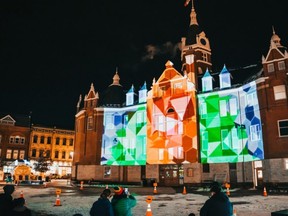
[200,181,233,216]
[111,186,137,216]
[0,185,16,215]
[90,188,114,216]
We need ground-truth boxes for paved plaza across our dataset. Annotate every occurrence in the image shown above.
[1,180,288,216]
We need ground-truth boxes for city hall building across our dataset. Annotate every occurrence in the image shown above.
[72,2,288,187]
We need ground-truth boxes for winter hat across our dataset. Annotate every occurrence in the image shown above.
[3,185,15,194]
[210,181,222,193]
[113,186,123,195]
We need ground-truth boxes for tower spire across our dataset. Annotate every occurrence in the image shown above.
[184,0,198,26]
[190,0,198,26]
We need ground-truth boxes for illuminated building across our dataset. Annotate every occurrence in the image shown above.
[73,1,288,186]
[29,125,74,179]
[0,113,31,182]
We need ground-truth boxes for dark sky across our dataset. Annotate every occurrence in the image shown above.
[1,0,288,129]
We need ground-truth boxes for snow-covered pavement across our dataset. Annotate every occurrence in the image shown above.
[1,180,288,216]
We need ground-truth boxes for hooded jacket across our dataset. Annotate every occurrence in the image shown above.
[90,196,114,216]
[200,192,233,216]
[111,193,136,216]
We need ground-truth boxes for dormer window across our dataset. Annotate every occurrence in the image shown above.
[268,63,275,72]
[202,77,212,92]
[219,65,231,89]
[278,61,285,70]
[138,89,147,103]
[219,73,231,89]
[126,94,133,106]
[126,85,134,106]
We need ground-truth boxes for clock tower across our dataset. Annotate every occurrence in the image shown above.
[181,0,212,89]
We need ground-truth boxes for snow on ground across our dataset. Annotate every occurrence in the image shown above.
[1,180,288,216]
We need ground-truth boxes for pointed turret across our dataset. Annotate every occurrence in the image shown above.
[202,68,213,92]
[219,65,231,89]
[262,27,287,76]
[138,81,148,104]
[84,83,99,109]
[270,26,282,48]
[76,94,82,113]
[126,84,135,106]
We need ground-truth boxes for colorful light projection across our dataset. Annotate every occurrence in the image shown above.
[100,104,147,165]
[198,81,264,163]
[146,62,198,164]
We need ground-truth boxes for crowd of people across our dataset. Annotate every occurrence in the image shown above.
[88,181,233,216]
[90,186,137,216]
[0,181,233,216]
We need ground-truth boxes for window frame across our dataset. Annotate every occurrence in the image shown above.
[278,119,288,137]
[268,63,275,72]
[278,61,285,71]
[273,85,287,100]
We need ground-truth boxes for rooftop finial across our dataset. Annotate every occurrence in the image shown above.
[110,67,121,86]
[187,0,198,26]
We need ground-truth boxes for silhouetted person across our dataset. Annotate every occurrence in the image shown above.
[0,185,16,215]
[200,181,233,216]
[10,197,32,216]
[90,188,114,216]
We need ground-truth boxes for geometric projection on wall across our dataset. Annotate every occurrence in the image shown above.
[100,104,147,165]
[198,81,264,163]
[146,63,198,164]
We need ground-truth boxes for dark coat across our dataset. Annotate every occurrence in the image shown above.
[200,192,233,216]
[0,193,14,216]
[90,197,114,216]
[9,206,32,216]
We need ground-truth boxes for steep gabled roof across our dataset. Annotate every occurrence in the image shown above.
[0,113,31,127]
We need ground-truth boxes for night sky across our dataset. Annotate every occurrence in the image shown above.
[1,0,288,129]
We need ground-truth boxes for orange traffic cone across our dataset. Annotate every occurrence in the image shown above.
[182,186,187,195]
[233,209,237,216]
[54,194,61,206]
[80,181,84,190]
[263,187,267,196]
[20,190,24,198]
[146,203,153,216]
[153,182,157,194]
[146,196,153,216]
